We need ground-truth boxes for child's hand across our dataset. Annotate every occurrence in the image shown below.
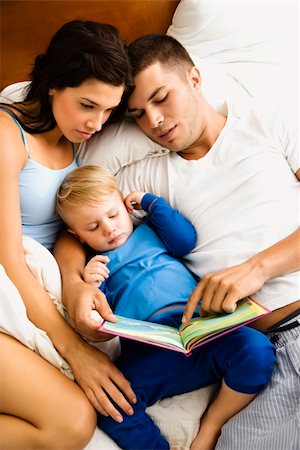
[84,255,110,287]
[124,191,146,212]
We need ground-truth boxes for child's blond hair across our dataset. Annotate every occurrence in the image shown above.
[56,165,121,222]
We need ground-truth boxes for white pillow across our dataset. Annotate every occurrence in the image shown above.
[77,121,169,172]
[167,0,298,123]
[0,81,29,103]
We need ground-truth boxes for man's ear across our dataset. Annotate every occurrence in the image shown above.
[67,228,85,244]
[188,66,201,90]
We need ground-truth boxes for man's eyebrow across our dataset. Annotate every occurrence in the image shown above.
[127,86,166,113]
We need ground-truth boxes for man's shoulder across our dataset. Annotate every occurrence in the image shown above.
[239,99,293,132]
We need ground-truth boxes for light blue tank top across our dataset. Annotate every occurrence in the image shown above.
[0,107,78,250]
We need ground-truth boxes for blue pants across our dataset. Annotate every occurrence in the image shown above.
[97,326,275,450]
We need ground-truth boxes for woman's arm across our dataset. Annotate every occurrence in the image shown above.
[0,116,135,420]
[54,231,116,341]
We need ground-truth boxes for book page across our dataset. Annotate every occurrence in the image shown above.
[100,315,185,352]
[179,298,270,351]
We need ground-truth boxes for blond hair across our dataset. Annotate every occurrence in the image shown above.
[56,165,121,221]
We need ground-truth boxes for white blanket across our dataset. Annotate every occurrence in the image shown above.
[0,236,213,449]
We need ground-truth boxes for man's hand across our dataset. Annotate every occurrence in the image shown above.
[63,280,116,342]
[182,258,267,323]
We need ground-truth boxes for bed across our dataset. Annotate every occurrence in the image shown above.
[1,1,298,449]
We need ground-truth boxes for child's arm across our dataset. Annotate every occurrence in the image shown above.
[84,255,110,287]
[125,192,197,256]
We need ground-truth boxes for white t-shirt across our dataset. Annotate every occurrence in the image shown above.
[113,102,300,311]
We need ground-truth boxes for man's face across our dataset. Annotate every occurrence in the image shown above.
[127,62,203,157]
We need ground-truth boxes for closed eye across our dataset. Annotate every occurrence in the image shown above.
[88,224,99,231]
[81,103,94,110]
[128,94,169,120]
[155,94,168,104]
[129,110,144,120]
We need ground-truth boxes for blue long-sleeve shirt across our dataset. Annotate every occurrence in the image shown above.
[95,194,198,324]
[141,193,196,256]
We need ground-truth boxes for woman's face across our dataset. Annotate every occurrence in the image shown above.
[49,79,124,142]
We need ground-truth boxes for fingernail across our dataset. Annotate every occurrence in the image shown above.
[128,408,134,415]
[116,414,123,423]
[131,396,137,404]
[108,313,117,322]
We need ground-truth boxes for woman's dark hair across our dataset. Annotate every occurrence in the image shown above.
[5,20,131,132]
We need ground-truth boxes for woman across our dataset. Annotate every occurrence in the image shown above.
[0,20,136,449]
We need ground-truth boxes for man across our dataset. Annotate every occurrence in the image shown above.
[55,34,300,449]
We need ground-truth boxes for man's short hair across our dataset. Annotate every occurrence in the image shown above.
[127,34,195,79]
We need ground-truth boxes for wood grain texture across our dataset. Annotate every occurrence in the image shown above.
[0,0,179,89]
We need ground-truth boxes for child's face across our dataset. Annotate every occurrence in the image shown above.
[66,191,134,252]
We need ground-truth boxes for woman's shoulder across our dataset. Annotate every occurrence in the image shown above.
[0,107,28,166]
[0,106,22,133]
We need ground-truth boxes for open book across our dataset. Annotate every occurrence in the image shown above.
[98,297,271,355]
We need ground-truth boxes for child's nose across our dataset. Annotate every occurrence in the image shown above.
[102,222,115,236]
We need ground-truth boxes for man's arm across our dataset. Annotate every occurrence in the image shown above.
[183,227,300,322]
[183,167,300,322]
[54,230,116,342]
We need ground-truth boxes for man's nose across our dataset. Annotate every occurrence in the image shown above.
[147,109,164,129]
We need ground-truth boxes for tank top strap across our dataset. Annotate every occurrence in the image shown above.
[0,106,29,154]
[71,142,76,156]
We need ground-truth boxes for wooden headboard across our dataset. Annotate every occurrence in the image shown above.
[1,0,180,90]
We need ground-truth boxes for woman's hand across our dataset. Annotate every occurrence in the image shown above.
[182,258,268,322]
[84,255,110,287]
[63,280,116,342]
[68,339,137,422]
